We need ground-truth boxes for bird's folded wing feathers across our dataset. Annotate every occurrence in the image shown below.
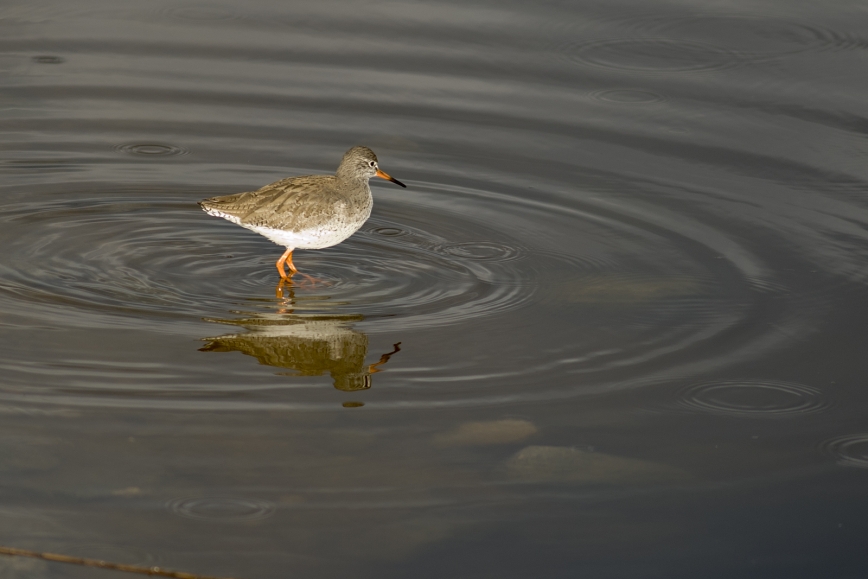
[200,176,338,230]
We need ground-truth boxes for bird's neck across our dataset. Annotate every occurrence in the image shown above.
[335,173,369,191]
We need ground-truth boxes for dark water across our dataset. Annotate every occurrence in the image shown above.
[2,0,868,577]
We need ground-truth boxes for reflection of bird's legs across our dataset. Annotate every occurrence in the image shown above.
[368,342,402,374]
[275,277,297,303]
[276,248,298,279]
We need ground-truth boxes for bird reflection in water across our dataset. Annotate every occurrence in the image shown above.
[200,280,401,404]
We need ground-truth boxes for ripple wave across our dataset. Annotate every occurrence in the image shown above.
[675,380,831,418]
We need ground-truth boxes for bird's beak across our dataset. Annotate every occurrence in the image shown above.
[376,169,406,188]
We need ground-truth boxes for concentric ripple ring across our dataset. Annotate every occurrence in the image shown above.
[167,497,276,522]
[820,434,868,468]
[676,380,830,417]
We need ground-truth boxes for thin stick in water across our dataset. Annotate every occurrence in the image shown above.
[0,545,243,579]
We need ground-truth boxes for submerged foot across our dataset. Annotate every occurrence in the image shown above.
[275,273,330,296]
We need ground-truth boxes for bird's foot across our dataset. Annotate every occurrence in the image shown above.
[293,272,330,288]
[276,273,330,294]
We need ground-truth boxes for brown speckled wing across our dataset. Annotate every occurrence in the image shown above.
[200,175,339,231]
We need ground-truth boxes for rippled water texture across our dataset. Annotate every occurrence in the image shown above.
[2,0,868,577]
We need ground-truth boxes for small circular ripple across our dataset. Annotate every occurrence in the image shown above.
[820,434,868,468]
[591,89,665,104]
[433,241,524,262]
[369,226,408,237]
[114,143,189,157]
[676,380,830,417]
[167,497,276,522]
[561,14,858,72]
[566,39,739,73]
[629,14,861,58]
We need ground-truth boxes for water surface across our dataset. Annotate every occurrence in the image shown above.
[2,0,868,577]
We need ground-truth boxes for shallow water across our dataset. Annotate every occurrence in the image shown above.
[2,0,868,577]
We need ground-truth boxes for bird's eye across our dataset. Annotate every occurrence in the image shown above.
[369,161,376,167]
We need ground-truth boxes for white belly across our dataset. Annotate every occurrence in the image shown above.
[246,206,371,250]
[204,197,372,250]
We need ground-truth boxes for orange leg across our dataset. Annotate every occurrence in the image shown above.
[275,248,298,279]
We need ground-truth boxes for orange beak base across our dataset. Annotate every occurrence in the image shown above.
[375,169,406,188]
